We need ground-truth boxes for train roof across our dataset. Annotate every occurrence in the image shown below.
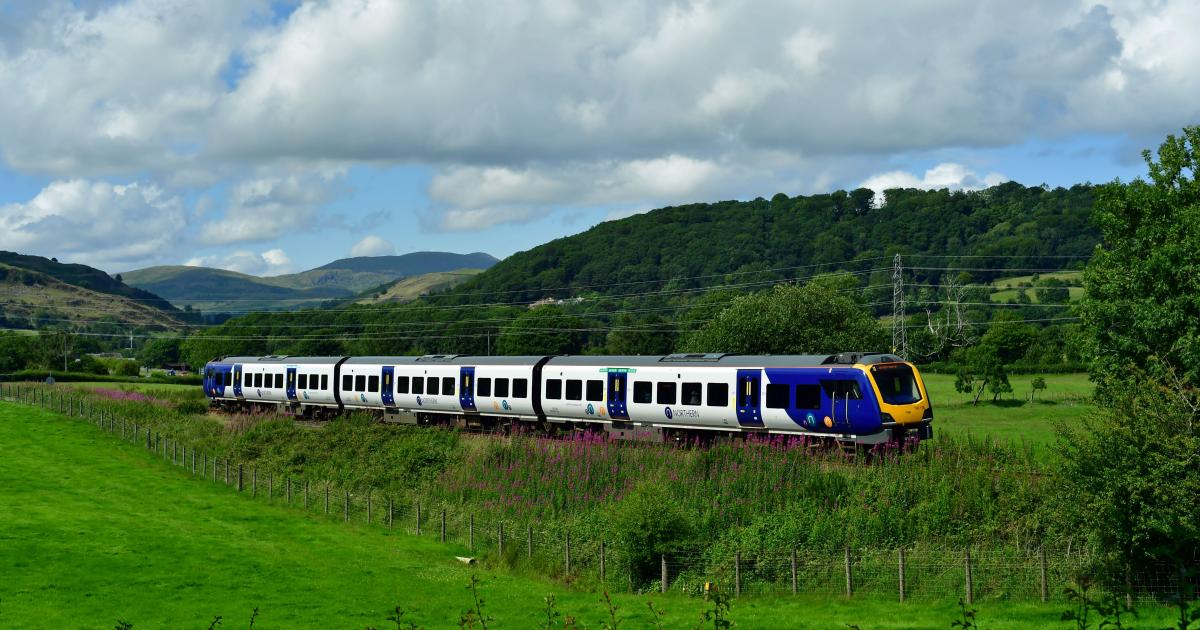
[544,353,902,367]
[215,356,346,365]
[212,353,903,368]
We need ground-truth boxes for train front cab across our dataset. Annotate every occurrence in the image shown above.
[862,360,933,442]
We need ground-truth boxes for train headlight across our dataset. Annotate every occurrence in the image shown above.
[880,412,895,423]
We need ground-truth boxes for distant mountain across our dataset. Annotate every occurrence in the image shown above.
[314,251,499,275]
[0,251,177,313]
[120,265,352,312]
[122,251,499,312]
[0,262,183,330]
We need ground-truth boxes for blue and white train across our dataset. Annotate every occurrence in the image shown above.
[202,352,933,445]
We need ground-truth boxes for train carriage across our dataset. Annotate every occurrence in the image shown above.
[204,351,932,445]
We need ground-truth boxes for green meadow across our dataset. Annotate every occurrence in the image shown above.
[0,400,1184,629]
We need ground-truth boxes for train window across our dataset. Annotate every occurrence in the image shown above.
[586,380,603,402]
[656,382,676,405]
[545,379,562,400]
[633,381,653,404]
[494,378,509,398]
[477,377,491,397]
[342,374,352,391]
[681,382,702,406]
[427,377,440,395]
[443,377,456,396]
[820,380,862,400]
[766,384,790,408]
[871,364,922,405]
[298,374,308,389]
[396,376,409,394]
[796,384,821,409]
[321,375,328,391]
[412,376,424,395]
[368,375,379,393]
[276,374,284,389]
[707,383,728,407]
[256,373,264,388]
[355,375,366,392]
[565,379,582,401]
[512,378,527,398]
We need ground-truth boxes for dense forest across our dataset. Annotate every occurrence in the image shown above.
[171,182,1097,374]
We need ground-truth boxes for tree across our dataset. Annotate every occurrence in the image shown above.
[953,343,1010,405]
[681,281,886,355]
[1079,126,1200,406]
[1030,376,1046,400]
[495,305,589,355]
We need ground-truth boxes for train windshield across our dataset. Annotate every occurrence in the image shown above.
[870,364,922,405]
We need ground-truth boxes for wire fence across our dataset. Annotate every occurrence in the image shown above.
[2,382,1196,606]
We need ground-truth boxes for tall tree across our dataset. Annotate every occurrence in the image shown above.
[681,281,886,354]
[1079,126,1200,405]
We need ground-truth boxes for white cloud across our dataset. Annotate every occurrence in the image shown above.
[0,179,186,270]
[859,162,1008,204]
[196,169,344,245]
[0,0,1197,246]
[427,155,725,229]
[350,235,396,257]
[185,248,294,276]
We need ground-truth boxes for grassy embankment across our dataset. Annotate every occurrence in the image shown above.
[0,401,1182,628]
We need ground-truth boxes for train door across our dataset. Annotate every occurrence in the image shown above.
[286,367,297,401]
[822,375,865,431]
[606,370,629,420]
[233,364,243,399]
[736,369,764,427]
[459,367,476,412]
[381,366,395,406]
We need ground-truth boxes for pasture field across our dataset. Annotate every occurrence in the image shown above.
[921,372,1093,453]
[0,401,1182,629]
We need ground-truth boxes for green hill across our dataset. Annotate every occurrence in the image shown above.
[355,269,483,304]
[0,251,177,312]
[0,263,184,330]
[439,182,1097,304]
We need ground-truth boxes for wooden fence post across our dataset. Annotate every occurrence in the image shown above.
[237,464,243,492]
[304,481,309,510]
[792,548,798,595]
[899,548,907,603]
[268,474,273,501]
[735,550,741,597]
[224,460,229,485]
[600,540,606,583]
[964,547,974,605]
[1039,547,1048,603]
[441,508,447,543]
[325,485,330,515]
[565,531,571,576]
[498,523,504,557]
[367,492,372,523]
[416,501,421,535]
[661,555,668,594]
[252,467,257,496]
[526,525,532,559]
[469,513,474,550]
[344,489,349,522]
[844,547,853,598]
[387,497,393,527]
[286,477,292,504]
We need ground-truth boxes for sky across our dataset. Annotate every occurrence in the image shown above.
[0,0,1196,277]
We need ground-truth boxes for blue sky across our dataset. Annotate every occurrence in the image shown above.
[0,0,1195,276]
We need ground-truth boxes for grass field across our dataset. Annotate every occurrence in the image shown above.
[921,372,1093,454]
[0,400,1183,629]
[989,270,1084,303]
